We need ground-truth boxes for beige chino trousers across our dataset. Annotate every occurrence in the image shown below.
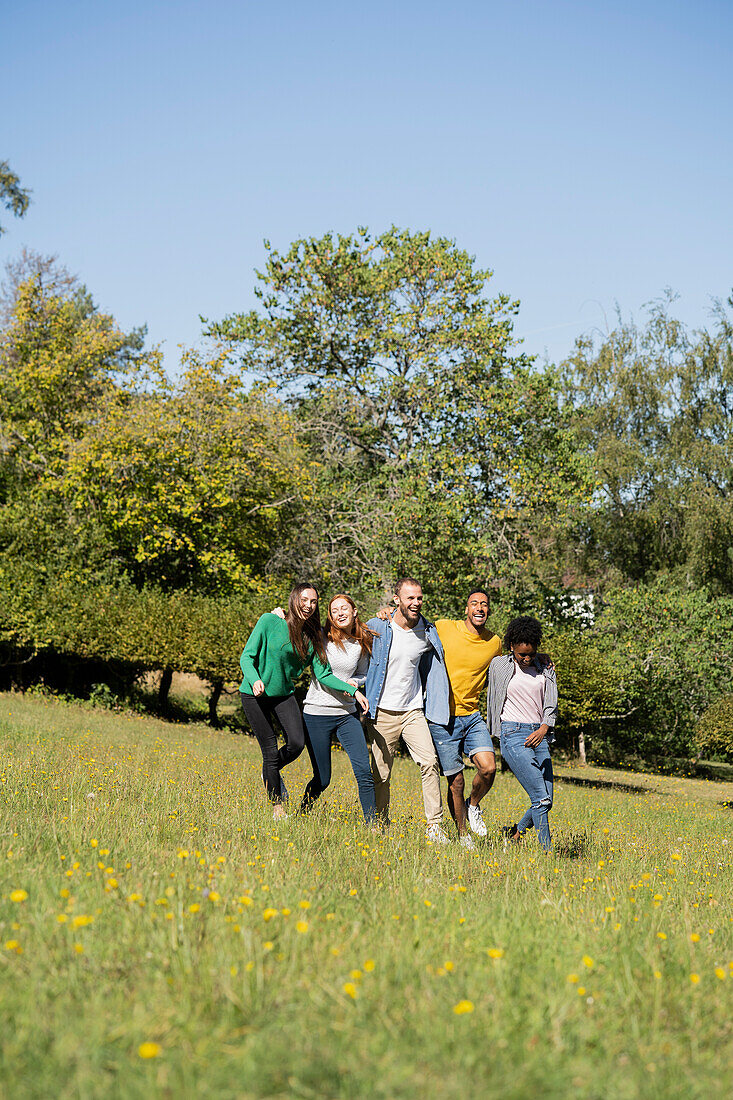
[368,708,443,827]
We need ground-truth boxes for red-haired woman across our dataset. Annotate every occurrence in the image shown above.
[300,594,376,823]
[239,584,368,820]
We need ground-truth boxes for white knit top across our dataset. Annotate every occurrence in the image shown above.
[303,638,369,715]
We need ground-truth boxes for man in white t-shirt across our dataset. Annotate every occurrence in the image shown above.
[364,579,450,844]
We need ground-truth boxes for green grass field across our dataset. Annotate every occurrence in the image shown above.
[1,694,731,1099]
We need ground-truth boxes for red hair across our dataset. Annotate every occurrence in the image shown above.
[327,594,375,658]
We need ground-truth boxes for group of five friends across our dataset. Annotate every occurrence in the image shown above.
[238,579,557,850]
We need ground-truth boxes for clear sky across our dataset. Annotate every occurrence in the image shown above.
[3,0,732,367]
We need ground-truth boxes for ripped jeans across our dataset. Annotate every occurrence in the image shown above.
[500,722,553,850]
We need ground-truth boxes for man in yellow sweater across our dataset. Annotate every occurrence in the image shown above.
[428,588,502,846]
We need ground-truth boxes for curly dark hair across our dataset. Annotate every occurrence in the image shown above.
[503,616,543,651]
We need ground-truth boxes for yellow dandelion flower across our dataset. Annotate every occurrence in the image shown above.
[208,892,220,903]
[299,900,311,910]
[349,889,357,897]
[653,970,662,979]
[326,912,335,920]
[350,969,363,981]
[714,968,725,980]
[72,915,94,929]
[4,940,21,953]
[657,932,667,940]
[453,1000,474,1015]
[74,943,84,955]
[56,914,68,924]
[582,955,594,968]
[263,941,274,951]
[138,1042,162,1059]
[343,982,358,999]
[90,839,98,848]
[690,973,700,984]
[690,933,700,943]
[188,904,200,914]
[238,896,253,906]
[577,986,586,996]
[295,921,308,933]
[487,948,504,959]
[567,974,579,984]
[9,890,28,903]
[263,908,278,922]
[364,959,375,972]
[281,908,291,916]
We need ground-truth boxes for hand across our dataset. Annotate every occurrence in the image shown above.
[354,690,369,714]
[537,652,554,671]
[252,680,265,697]
[347,679,358,688]
[376,607,395,621]
[271,606,286,619]
[525,724,549,747]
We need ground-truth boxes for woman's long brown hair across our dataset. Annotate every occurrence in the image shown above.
[285,583,327,665]
[327,594,375,658]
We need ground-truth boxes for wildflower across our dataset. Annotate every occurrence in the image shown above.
[263,941,274,951]
[56,914,68,923]
[74,943,84,955]
[453,1000,474,1015]
[657,933,667,940]
[208,892,220,903]
[343,983,358,999]
[72,915,94,929]
[238,896,253,907]
[577,987,586,996]
[138,1042,162,1059]
[582,955,594,969]
[349,889,357,897]
[487,948,504,959]
[690,973,700,984]
[188,904,200,914]
[715,968,726,980]
[295,921,308,934]
[281,908,291,916]
[350,969,363,981]
[364,959,375,972]
[567,974,579,984]
[4,940,22,953]
[653,970,661,979]
[298,900,311,910]
[690,933,700,943]
[263,908,278,922]
[9,889,28,903]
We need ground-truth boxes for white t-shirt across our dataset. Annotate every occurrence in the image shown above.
[500,662,546,725]
[378,620,430,712]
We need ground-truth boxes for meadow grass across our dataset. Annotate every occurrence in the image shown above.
[0,693,731,1099]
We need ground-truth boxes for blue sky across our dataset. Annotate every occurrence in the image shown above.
[3,0,732,367]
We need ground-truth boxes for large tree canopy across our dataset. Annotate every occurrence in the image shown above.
[207,227,590,600]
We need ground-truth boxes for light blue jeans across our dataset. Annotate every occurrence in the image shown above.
[500,722,553,850]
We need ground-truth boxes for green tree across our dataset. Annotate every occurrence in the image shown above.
[60,351,308,593]
[562,292,733,592]
[0,161,31,235]
[207,227,590,599]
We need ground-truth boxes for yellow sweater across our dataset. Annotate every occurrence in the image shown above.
[434,619,503,716]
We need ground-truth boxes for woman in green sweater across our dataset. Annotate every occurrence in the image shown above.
[240,583,368,819]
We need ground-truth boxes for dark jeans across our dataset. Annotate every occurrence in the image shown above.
[500,721,554,850]
[240,691,305,803]
[302,711,376,823]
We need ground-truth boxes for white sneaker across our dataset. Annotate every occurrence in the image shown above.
[466,800,487,837]
[426,824,450,845]
[459,833,477,851]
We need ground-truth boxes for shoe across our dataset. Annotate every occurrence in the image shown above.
[459,833,477,851]
[426,824,450,845]
[279,774,289,804]
[465,799,487,837]
[501,823,521,844]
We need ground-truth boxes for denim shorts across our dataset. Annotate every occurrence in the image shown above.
[428,711,495,777]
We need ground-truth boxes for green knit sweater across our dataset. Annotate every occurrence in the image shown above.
[239,613,357,698]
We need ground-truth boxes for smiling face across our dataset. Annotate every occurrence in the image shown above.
[394,582,423,626]
[297,587,319,620]
[329,596,356,633]
[512,641,537,668]
[465,592,489,631]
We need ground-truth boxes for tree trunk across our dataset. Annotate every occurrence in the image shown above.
[578,728,587,766]
[158,667,173,709]
[208,678,223,727]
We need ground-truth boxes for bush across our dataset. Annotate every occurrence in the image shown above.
[693,696,733,763]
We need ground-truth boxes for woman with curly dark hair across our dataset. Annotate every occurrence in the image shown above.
[487,616,558,850]
[239,584,368,820]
